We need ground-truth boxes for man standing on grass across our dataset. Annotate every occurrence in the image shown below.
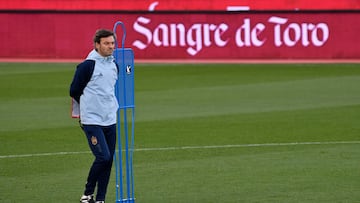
[70,29,119,203]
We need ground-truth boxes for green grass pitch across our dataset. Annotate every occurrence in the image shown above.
[0,62,359,202]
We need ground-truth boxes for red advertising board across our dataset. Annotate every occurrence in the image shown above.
[1,0,359,11]
[0,12,359,60]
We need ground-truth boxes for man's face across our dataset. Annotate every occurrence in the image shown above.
[96,36,115,57]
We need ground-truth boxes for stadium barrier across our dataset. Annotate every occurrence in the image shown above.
[0,11,359,61]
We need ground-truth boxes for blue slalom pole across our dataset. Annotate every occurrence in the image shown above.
[115,80,124,201]
[130,109,135,199]
[113,22,124,202]
[113,21,135,203]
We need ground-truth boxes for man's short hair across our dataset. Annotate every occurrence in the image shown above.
[93,29,115,44]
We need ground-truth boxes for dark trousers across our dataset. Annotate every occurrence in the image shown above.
[82,124,116,201]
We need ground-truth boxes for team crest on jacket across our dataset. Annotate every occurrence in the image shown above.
[91,136,98,145]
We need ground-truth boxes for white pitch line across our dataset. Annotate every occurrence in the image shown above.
[1,141,359,159]
[0,151,91,159]
[135,141,360,151]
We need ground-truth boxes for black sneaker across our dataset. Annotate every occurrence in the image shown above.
[80,194,95,203]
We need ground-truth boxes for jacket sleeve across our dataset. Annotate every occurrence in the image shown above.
[69,60,95,103]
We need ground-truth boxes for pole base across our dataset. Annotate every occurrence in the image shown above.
[116,198,135,203]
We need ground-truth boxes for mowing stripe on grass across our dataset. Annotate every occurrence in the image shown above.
[1,140,359,159]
